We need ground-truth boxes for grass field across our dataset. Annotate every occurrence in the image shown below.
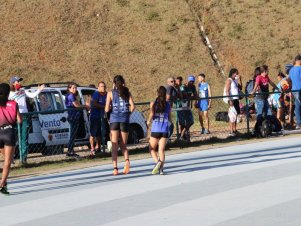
[0,0,300,101]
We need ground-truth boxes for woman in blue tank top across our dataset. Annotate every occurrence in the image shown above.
[147,86,171,175]
[105,75,135,176]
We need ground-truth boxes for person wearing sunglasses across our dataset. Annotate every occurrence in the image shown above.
[165,77,182,105]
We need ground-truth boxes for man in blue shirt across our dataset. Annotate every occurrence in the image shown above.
[288,54,301,129]
[89,82,107,155]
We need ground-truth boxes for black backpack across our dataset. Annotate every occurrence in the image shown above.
[215,111,229,122]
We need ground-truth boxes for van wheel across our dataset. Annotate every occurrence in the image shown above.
[128,126,140,144]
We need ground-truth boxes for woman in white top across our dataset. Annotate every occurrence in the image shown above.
[224,68,242,136]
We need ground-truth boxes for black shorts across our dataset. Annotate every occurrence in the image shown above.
[233,99,241,114]
[110,122,129,133]
[151,132,168,139]
[0,128,16,148]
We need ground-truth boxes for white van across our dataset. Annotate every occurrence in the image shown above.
[23,83,148,155]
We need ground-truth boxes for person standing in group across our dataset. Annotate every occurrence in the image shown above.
[175,76,188,140]
[0,83,22,195]
[9,76,45,162]
[89,81,107,156]
[105,75,135,176]
[196,73,212,134]
[176,75,197,141]
[250,65,279,129]
[65,82,88,157]
[272,72,290,129]
[147,86,171,175]
[287,54,301,129]
[165,77,182,104]
[224,68,242,136]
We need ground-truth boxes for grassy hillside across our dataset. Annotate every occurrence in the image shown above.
[189,0,301,81]
[0,0,300,101]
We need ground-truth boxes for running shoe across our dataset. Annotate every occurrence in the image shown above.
[0,185,9,195]
[228,132,236,137]
[204,129,210,134]
[159,168,164,175]
[113,168,118,176]
[66,152,80,157]
[200,128,205,134]
[152,161,161,175]
[123,159,130,174]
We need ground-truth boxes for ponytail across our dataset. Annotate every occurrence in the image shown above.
[114,75,130,100]
[155,86,167,113]
[0,83,10,106]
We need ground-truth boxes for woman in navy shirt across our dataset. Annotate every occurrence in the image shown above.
[65,82,88,157]
[105,75,135,176]
[147,86,171,175]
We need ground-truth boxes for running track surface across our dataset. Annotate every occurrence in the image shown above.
[1,137,301,226]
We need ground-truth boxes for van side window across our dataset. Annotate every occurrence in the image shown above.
[26,97,37,112]
[53,93,64,110]
[38,93,53,111]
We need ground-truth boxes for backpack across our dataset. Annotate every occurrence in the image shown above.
[215,111,229,122]
[245,79,254,95]
[254,115,282,138]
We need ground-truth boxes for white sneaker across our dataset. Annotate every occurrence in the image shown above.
[106,141,113,153]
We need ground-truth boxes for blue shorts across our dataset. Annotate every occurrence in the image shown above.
[90,117,101,137]
[198,100,209,112]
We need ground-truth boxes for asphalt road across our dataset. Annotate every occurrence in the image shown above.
[1,136,301,226]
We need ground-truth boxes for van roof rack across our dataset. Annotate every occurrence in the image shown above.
[25,82,80,89]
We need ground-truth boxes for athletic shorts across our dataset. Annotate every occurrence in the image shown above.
[178,110,194,128]
[198,100,209,112]
[151,132,168,139]
[0,127,16,148]
[110,122,129,133]
[90,118,101,137]
[233,99,240,114]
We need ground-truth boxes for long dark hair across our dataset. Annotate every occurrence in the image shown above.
[253,67,261,80]
[67,82,77,93]
[228,68,238,78]
[114,75,130,100]
[155,86,167,113]
[0,83,10,106]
